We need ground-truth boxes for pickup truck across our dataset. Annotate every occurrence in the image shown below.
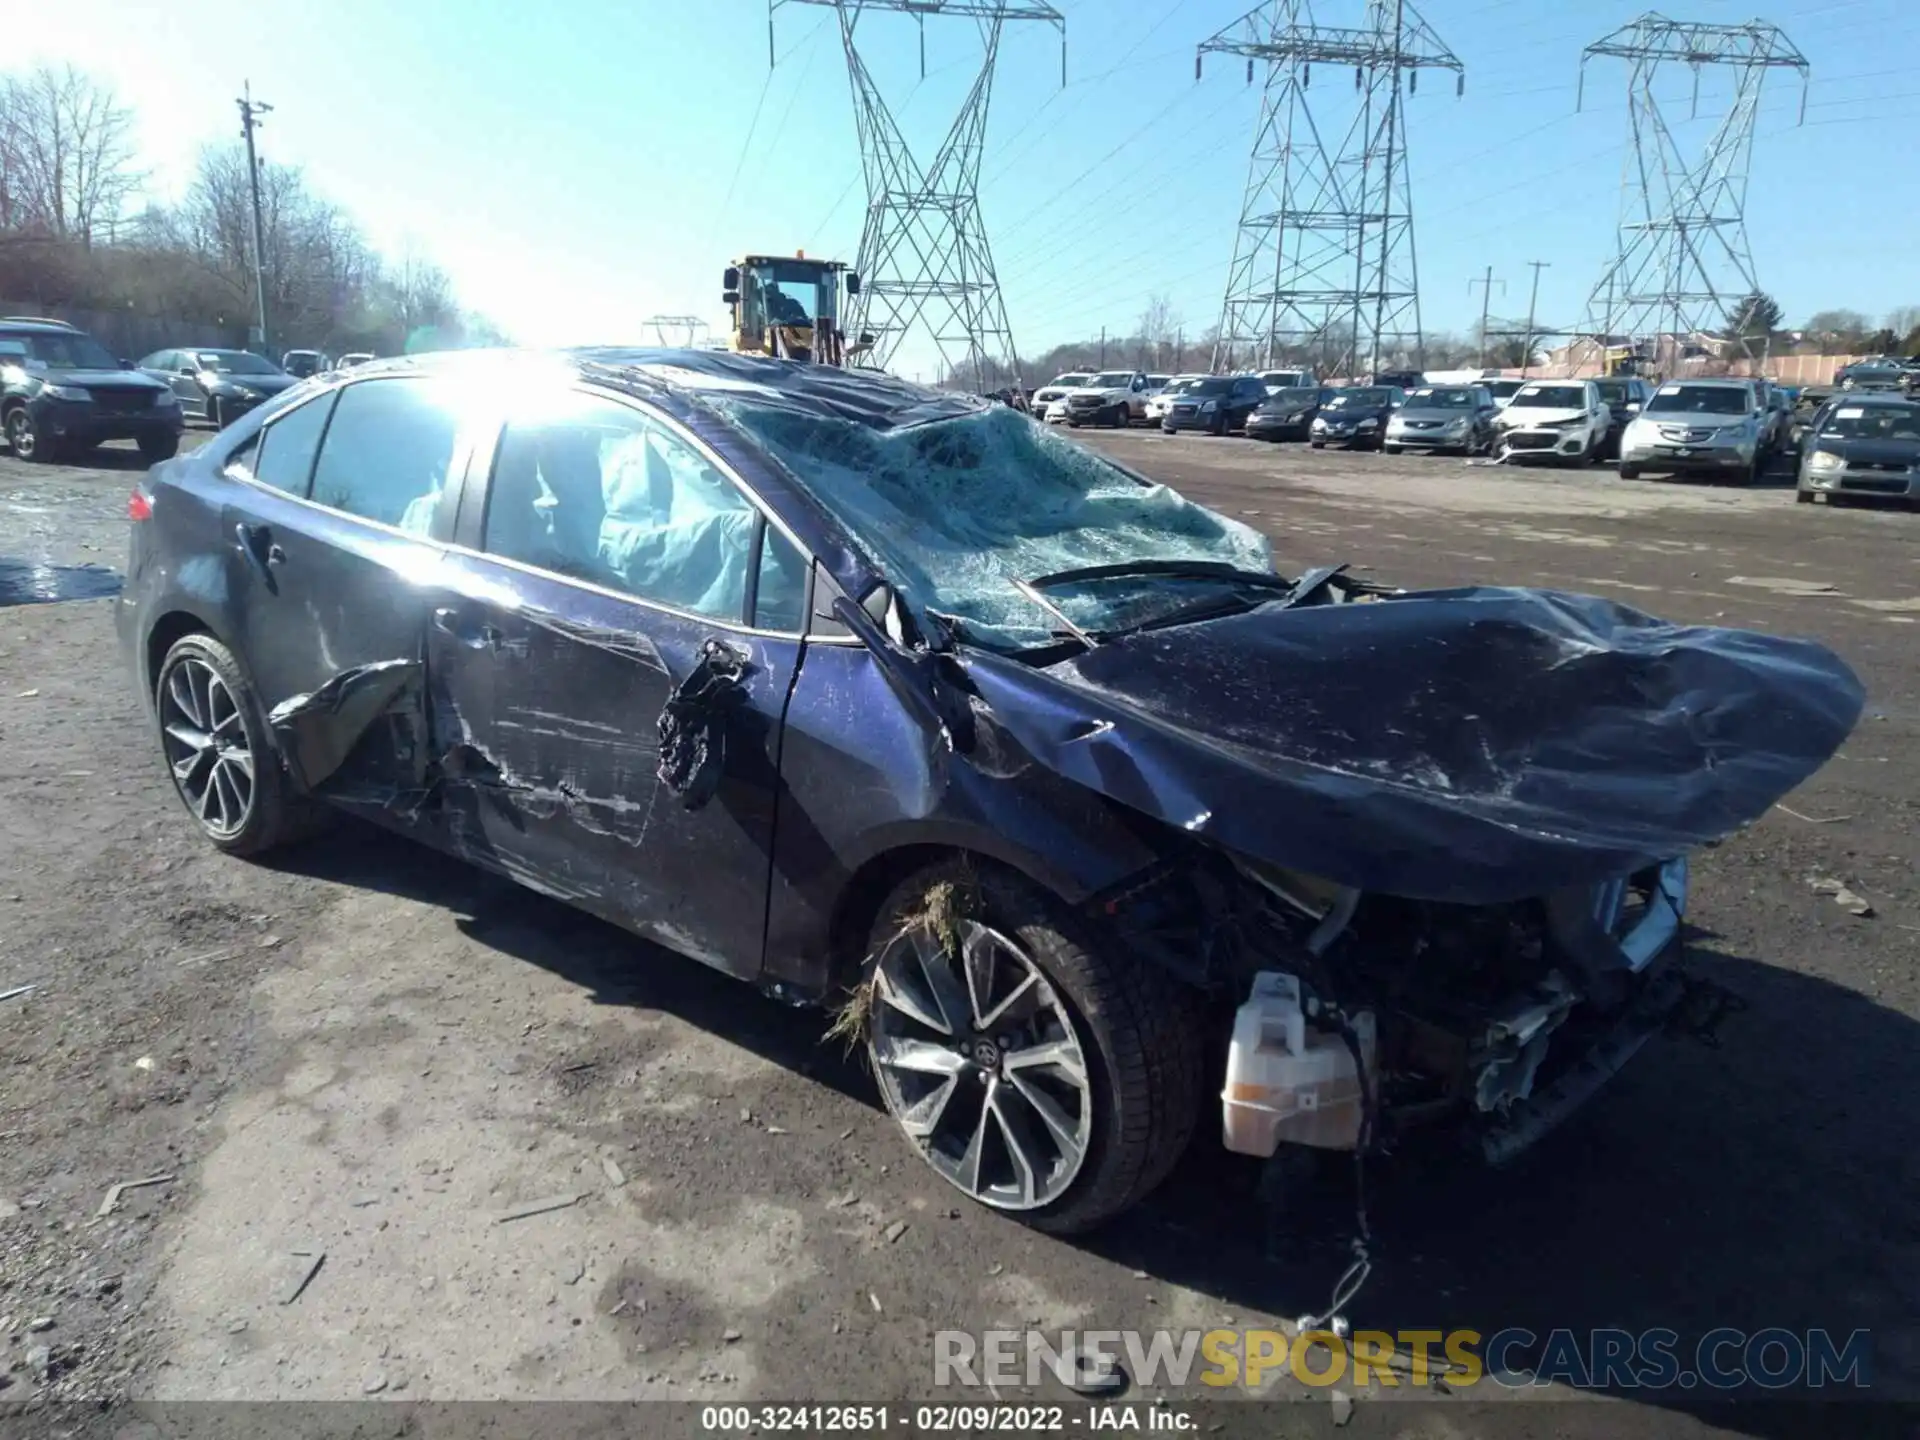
[1061,369,1155,428]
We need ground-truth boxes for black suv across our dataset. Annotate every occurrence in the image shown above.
[1,317,184,463]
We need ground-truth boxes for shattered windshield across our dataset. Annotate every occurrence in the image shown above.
[716,402,1274,651]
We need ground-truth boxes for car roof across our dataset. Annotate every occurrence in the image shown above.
[1824,393,1917,406]
[322,346,991,434]
[1655,377,1751,388]
[0,318,83,334]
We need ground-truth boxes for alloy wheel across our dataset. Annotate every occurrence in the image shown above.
[159,657,256,839]
[5,409,35,460]
[869,919,1093,1212]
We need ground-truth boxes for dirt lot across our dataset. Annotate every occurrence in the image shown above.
[1,431,1916,1437]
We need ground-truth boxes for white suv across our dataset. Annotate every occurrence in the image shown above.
[1031,372,1092,424]
[1146,375,1206,423]
[1062,369,1153,428]
[1492,379,1611,463]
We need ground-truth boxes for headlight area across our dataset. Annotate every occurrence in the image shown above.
[1091,846,1707,1168]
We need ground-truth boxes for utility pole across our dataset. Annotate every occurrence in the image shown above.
[236,83,273,357]
[1469,265,1503,368]
[1099,326,1107,367]
[1519,260,1549,377]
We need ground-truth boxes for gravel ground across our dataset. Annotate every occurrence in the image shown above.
[1,431,1916,1438]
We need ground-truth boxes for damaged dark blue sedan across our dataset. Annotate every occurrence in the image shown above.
[118,350,1864,1234]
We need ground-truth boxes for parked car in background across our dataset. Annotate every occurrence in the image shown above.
[1591,376,1654,460]
[1063,370,1153,428]
[1144,374,1171,395]
[1032,372,1092,424]
[1244,386,1332,442]
[1257,368,1317,393]
[140,348,304,430]
[1796,394,1920,506]
[1145,375,1205,424]
[1161,374,1268,435]
[1370,369,1423,391]
[114,347,1863,1234]
[1833,357,1918,393]
[0,316,183,463]
[1789,387,1836,451]
[1310,386,1404,450]
[1482,378,1526,409]
[281,350,328,379]
[1492,380,1610,464]
[334,352,377,372]
[1384,384,1497,455]
[1617,379,1768,483]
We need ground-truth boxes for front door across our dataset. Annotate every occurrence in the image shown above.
[428,387,811,981]
[219,376,473,797]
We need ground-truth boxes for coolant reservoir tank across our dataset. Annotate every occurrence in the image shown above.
[1221,971,1375,1155]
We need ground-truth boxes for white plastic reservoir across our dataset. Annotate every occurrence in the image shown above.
[1221,971,1377,1155]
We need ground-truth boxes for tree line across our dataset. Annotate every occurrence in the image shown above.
[0,64,504,359]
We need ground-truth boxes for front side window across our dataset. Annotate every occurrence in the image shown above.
[482,392,764,623]
[309,379,461,531]
[250,391,338,495]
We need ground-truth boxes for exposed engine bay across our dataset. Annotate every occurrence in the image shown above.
[1098,844,1711,1165]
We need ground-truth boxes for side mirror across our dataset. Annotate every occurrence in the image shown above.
[722,290,740,305]
[118,357,133,369]
[1625,402,1641,413]
[845,273,861,295]
[723,266,741,291]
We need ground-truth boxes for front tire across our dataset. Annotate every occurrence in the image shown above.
[1618,463,1642,479]
[4,405,53,463]
[861,861,1203,1236]
[154,633,320,856]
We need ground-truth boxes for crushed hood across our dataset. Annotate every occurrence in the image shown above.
[958,586,1864,904]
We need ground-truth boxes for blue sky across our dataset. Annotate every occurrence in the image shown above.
[30,0,1918,379]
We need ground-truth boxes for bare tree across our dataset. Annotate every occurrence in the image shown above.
[0,66,143,243]
[1802,309,1870,353]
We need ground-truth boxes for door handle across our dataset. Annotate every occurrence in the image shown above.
[433,606,502,651]
[232,522,278,582]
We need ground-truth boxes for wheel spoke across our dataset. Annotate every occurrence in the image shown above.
[164,720,210,753]
[223,747,255,782]
[872,1034,968,1078]
[874,960,952,1037]
[895,1075,959,1139]
[1003,1036,1087,1087]
[1006,1070,1085,1161]
[956,1084,994,1197]
[988,1089,1041,1207]
[910,929,973,1037]
[173,745,214,788]
[167,666,204,729]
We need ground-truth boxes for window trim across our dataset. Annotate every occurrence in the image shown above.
[454,383,826,640]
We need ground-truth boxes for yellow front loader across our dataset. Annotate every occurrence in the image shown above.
[723,253,874,367]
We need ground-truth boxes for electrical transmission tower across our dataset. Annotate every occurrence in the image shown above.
[770,0,1063,389]
[1578,15,1808,371]
[1199,0,1461,379]
[643,314,712,349]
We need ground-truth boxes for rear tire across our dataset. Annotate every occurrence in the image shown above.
[860,860,1203,1236]
[153,633,328,856]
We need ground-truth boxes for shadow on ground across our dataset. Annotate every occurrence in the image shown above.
[265,822,1915,1434]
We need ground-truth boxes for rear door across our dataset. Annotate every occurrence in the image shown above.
[220,376,473,796]
[429,386,811,981]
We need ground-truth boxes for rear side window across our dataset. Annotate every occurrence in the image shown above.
[250,392,337,495]
[309,379,461,532]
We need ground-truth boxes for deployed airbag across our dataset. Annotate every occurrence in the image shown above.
[959,586,1865,903]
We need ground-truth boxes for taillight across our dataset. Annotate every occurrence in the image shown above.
[128,489,153,521]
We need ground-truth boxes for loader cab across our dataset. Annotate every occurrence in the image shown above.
[724,254,866,366]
